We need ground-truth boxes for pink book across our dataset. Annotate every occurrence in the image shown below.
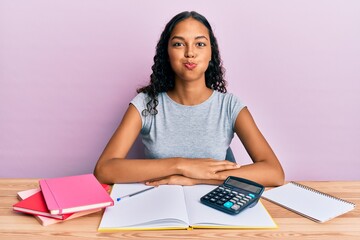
[13,190,72,219]
[17,186,109,226]
[39,174,113,215]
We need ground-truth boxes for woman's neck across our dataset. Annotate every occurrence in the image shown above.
[167,84,213,106]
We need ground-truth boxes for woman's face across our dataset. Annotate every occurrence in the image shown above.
[167,18,212,84]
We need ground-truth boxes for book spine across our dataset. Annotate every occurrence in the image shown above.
[39,179,62,215]
[290,182,356,207]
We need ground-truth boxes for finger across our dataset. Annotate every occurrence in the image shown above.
[213,164,240,173]
[211,160,240,167]
[145,181,159,186]
[146,179,168,186]
[209,173,228,181]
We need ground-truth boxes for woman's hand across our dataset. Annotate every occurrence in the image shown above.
[145,175,198,186]
[177,158,240,180]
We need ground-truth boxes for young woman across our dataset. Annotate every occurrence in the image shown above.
[94,11,284,187]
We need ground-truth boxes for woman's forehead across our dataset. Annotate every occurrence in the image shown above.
[170,18,210,39]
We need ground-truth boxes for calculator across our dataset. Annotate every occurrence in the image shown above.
[200,176,264,215]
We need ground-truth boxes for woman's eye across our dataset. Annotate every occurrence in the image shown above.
[173,42,184,47]
[196,42,206,47]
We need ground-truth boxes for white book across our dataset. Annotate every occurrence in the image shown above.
[262,182,356,223]
[98,184,277,231]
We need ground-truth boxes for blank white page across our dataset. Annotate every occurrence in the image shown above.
[262,182,355,223]
[99,184,189,230]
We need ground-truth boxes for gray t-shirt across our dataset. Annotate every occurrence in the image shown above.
[130,91,245,161]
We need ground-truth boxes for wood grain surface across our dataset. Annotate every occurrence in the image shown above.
[1,179,359,240]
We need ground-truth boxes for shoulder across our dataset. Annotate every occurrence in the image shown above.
[130,92,168,117]
[129,92,148,117]
[213,91,246,127]
[213,91,245,107]
[131,92,149,103]
[131,92,166,103]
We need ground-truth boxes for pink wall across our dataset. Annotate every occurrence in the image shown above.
[1,0,359,180]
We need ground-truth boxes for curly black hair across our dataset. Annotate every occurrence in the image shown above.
[137,11,227,116]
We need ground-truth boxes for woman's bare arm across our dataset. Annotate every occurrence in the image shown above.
[146,107,285,187]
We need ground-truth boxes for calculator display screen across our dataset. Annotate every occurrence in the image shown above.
[226,179,262,194]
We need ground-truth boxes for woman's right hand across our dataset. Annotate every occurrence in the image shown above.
[177,158,240,180]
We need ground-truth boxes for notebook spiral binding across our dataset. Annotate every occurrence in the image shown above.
[290,182,356,207]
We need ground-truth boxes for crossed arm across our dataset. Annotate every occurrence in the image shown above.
[94,104,284,187]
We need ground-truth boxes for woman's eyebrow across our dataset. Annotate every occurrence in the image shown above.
[170,36,185,41]
[170,35,209,41]
[195,36,209,41]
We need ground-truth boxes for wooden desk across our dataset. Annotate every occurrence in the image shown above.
[1,179,359,240]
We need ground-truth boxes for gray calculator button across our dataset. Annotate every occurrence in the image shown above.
[238,193,245,197]
[231,204,241,211]
[246,196,252,200]
[240,199,247,204]
[233,197,239,201]
[232,191,237,194]
[237,202,244,206]
[230,199,236,203]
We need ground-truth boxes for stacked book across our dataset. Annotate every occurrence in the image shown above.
[13,174,114,226]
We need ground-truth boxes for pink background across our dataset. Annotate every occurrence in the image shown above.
[1,0,359,180]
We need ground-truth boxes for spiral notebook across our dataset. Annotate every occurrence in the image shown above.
[262,182,355,223]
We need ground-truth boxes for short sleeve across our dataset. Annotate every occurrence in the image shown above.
[130,93,151,133]
[227,93,246,130]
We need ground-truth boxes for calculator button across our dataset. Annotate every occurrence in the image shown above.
[237,202,244,206]
[233,197,239,201]
[231,204,241,211]
[246,196,252,200]
[230,199,236,203]
[249,193,255,198]
[223,201,233,208]
[210,198,216,203]
[238,193,245,197]
[216,200,224,205]
[240,200,247,204]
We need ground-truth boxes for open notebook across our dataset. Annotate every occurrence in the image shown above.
[98,184,277,231]
[262,182,356,223]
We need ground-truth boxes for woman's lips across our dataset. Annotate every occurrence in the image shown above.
[184,63,197,70]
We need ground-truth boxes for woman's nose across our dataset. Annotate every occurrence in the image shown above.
[185,46,195,58]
